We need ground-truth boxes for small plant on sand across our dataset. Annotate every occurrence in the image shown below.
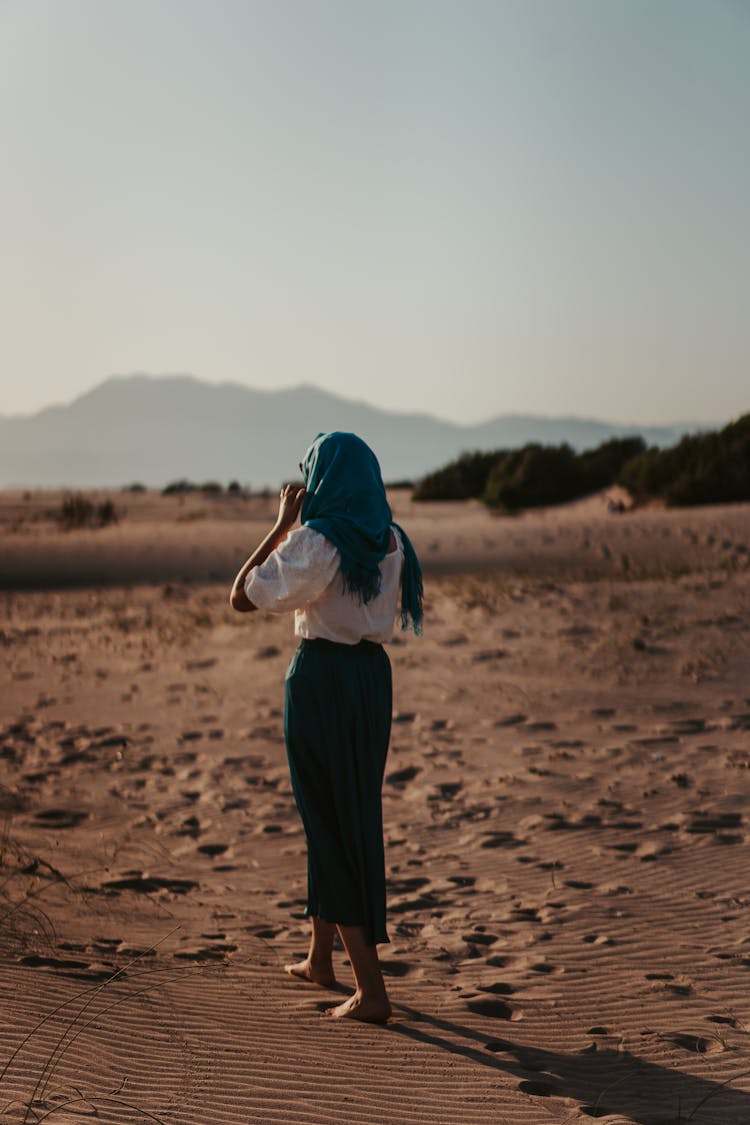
[0,925,192,1125]
[0,830,208,1125]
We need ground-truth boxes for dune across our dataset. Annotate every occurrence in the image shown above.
[1,491,750,1122]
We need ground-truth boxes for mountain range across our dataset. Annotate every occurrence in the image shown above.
[0,374,704,488]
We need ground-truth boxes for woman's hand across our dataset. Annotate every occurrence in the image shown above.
[231,479,308,612]
[276,483,306,533]
[229,482,305,613]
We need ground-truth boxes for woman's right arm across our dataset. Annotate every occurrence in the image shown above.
[229,483,305,612]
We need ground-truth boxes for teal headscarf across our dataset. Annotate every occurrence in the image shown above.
[300,432,423,634]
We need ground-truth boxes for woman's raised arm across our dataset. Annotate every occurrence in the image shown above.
[229,483,305,612]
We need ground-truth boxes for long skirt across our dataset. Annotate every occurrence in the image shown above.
[283,637,392,946]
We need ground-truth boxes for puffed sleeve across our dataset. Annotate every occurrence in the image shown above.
[244,526,340,613]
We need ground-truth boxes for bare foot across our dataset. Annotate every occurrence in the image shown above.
[324,991,392,1023]
[285,958,337,988]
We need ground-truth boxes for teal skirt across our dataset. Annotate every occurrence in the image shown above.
[284,637,392,946]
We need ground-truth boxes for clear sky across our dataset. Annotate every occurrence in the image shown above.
[1,0,748,424]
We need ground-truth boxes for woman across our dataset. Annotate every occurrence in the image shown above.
[229,432,423,1023]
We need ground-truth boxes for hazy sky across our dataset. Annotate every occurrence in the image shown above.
[1,0,748,424]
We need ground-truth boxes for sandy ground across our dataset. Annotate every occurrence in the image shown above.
[2,491,750,1124]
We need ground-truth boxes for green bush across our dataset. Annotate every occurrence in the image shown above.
[413,450,503,500]
[482,443,584,511]
[578,436,646,493]
[162,479,196,495]
[412,416,750,510]
[618,415,750,506]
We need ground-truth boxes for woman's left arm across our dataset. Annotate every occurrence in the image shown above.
[229,483,305,612]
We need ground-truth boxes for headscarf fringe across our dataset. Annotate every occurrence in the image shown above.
[341,560,382,605]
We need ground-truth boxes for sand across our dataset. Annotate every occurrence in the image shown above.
[2,490,750,1123]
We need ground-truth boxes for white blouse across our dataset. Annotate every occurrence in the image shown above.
[244,524,405,645]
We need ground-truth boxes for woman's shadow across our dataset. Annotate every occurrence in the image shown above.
[383,1001,750,1123]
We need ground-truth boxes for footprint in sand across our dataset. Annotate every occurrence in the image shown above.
[178,815,202,838]
[466,997,520,1020]
[21,954,88,971]
[380,959,412,977]
[197,842,229,857]
[179,731,203,743]
[529,962,560,974]
[429,782,462,802]
[667,1033,723,1055]
[19,955,115,982]
[462,931,499,948]
[494,713,527,727]
[518,1080,558,1097]
[600,883,633,896]
[174,943,238,961]
[472,648,507,663]
[33,808,88,829]
[478,981,515,995]
[102,873,198,895]
[388,876,431,893]
[385,765,421,786]
[484,954,512,968]
[481,831,520,849]
[687,811,742,834]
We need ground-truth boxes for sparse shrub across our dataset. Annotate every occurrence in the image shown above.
[60,494,92,528]
[200,481,223,494]
[96,499,118,526]
[162,479,196,495]
[227,480,243,495]
[58,493,119,530]
[123,482,147,493]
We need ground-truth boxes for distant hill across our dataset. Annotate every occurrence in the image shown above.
[0,374,704,488]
